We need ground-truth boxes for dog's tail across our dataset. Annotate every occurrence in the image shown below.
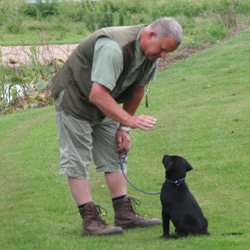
[221,233,244,236]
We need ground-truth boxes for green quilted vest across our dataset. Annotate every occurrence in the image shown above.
[51,24,154,122]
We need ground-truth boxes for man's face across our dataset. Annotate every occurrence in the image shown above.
[141,34,178,61]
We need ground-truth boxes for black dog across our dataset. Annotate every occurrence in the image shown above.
[160,155,209,238]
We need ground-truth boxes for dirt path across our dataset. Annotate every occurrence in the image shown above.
[1,42,205,72]
[1,43,78,66]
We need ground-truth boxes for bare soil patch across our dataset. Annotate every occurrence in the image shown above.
[1,44,78,66]
[157,45,212,72]
[1,43,206,72]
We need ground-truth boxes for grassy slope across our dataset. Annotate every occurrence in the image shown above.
[0,29,249,249]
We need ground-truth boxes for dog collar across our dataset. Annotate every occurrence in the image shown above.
[165,178,185,186]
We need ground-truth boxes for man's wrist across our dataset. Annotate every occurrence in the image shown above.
[118,126,131,133]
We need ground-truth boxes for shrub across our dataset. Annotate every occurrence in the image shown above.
[204,20,227,43]
[0,46,63,114]
[20,0,58,18]
[20,2,38,18]
[6,19,25,34]
[0,7,8,26]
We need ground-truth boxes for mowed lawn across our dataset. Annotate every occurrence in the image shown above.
[0,29,249,249]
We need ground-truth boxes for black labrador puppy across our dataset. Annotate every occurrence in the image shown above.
[160,155,209,238]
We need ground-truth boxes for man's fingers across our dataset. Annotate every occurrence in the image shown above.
[136,115,157,130]
[145,117,157,127]
[116,146,130,154]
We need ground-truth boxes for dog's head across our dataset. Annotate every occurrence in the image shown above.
[162,155,193,179]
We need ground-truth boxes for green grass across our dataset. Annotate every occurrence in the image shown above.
[0,0,249,46]
[1,29,250,249]
[0,13,249,47]
[0,20,89,46]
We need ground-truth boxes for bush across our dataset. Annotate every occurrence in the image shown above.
[6,18,25,34]
[10,0,250,33]
[0,0,248,45]
[0,46,62,114]
[20,2,38,18]
[234,0,250,14]
[20,0,58,18]
[208,21,227,42]
[0,7,8,26]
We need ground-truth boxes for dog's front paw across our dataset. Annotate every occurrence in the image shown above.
[161,234,178,239]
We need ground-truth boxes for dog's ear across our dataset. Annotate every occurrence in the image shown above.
[186,160,193,172]
[166,161,174,174]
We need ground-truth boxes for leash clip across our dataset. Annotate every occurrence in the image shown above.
[175,180,180,186]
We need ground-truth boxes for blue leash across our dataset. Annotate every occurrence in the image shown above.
[119,151,161,195]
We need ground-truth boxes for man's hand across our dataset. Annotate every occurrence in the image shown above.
[127,115,157,131]
[116,129,131,154]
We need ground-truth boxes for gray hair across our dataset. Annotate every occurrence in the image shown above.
[149,17,183,45]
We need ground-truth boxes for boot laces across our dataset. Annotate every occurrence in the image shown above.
[84,204,108,226]
[126,197,141,214]
[94,205,108,225]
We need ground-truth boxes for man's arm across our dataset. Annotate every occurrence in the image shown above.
[122,85,145,117]
[89,82,157,131]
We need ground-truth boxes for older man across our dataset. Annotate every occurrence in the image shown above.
[51,17,183,236]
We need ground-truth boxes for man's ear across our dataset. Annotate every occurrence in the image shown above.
[148,30,157,39]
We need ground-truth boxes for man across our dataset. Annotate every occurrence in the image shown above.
[51,17,183,236]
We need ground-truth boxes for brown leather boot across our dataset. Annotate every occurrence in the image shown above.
[79,202,123,236]
[112,195,161,229]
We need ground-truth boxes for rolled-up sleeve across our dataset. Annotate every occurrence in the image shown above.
[91,37,123,91]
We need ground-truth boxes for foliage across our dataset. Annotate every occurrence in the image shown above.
[205,21,227,43]
[0,1,248,46]
[0,46,63,115]
[1,0,249,36]
[0,29,250,249]
[20,0,59,18]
